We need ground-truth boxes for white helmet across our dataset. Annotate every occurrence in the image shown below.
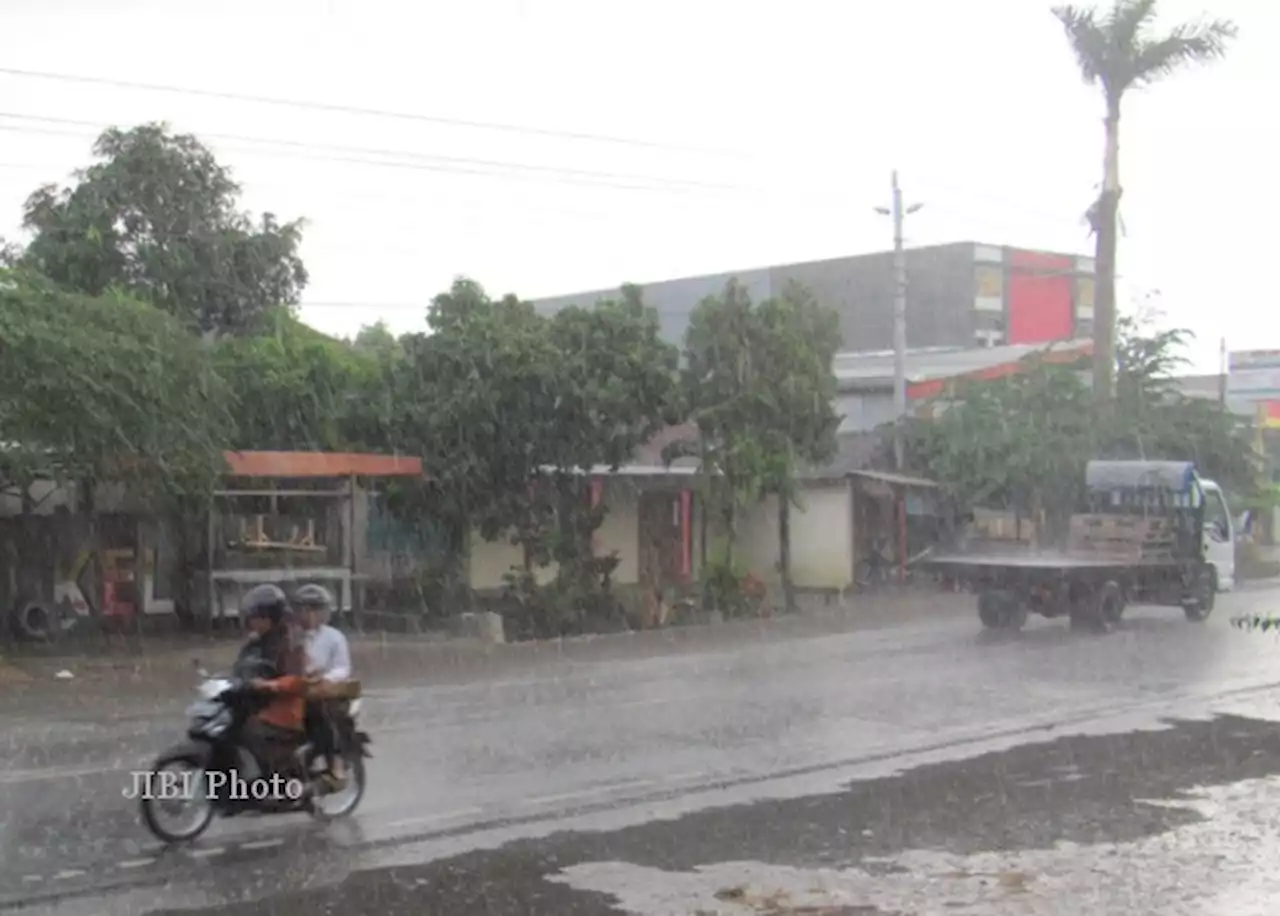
[293,583,335,615]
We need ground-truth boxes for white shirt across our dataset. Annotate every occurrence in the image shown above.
[303,624,352,681]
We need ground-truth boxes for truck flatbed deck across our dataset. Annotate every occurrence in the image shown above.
[930,459,1221,633]
[928,551,1174,570]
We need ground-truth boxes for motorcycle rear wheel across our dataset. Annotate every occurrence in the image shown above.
[310,753,366,820]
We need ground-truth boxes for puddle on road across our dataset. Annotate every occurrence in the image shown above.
[136,710,1280,916]
[555,778,1280,914]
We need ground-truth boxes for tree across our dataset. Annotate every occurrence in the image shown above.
[21,123,307,337]
[0,269,232,502]
[351,321,406,365]
[675,279,841,612]
[211,309,378,451]
[905,321,1256,537]
[546,284,680,473]
[382,278,680,635]
[905,359,1096,541]
[395,279,565,547]
[1051,0,1235,401]
[1109,316,1254,486]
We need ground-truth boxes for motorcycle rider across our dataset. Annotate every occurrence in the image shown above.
[236,584,308,783]
[294,583,353,788]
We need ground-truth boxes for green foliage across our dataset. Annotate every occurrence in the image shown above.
[1052,1,1236,102]
[21,123,307,337]
[351,321,406,366]
[905,318,1258,523]
[905,359,1094,519]
[672,278,839,612]
[675,278,841,530]
[388,278,679,536]
[1231,615,1280,634]
[211,308,385,451]
[500,550,624,639]
[698,546,766,618]
[375,278,681,632]
[0,269,231,501]
[546,283,681,472]
[0,237,19,268]
[391,279,566,541]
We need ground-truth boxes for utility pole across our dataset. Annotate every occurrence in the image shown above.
[1218,337,1228,406]
[875,170,923,469]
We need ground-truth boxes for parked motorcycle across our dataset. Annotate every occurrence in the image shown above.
[138,668,371,843]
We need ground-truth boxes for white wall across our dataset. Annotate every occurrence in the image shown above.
[836,391,900,433]
[466,478,855,593]
[468,529,559,591]
[719,482,855,590]
[593,480,640,586]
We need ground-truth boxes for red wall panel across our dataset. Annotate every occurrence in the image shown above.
[1006,249,1073,344]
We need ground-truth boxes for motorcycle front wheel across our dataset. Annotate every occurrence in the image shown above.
[139,748,215,843]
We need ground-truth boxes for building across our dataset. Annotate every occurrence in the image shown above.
[531,241,1096,352]
[831,338,1095,435]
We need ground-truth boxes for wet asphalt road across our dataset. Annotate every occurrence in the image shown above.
[4,588,1280,914]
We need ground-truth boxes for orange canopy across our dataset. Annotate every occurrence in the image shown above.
[222,451,423,478]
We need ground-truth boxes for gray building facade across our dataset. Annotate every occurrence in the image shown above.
[530,241,1096,353]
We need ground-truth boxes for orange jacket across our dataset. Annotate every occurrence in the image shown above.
[253,675,306,732]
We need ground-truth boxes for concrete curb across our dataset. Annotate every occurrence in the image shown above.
[0,592,973,689]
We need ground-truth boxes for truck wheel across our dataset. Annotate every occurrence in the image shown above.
[1095,581,1125,633]
[977,590,1024,630]
[1069,583,1123,634]
[1184,567,1217,622]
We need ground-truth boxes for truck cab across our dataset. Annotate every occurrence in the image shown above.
[1084,460,1234,594]
[1199,478,1235,592]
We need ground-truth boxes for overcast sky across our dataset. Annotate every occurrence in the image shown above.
[1,0,1272,371]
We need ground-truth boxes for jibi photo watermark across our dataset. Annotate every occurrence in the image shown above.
[123,770,305,802]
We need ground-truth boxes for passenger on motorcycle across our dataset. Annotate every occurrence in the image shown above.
[294,583,353,789]
[237,584,308,782]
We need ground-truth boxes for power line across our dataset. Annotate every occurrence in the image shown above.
[0,67,735,156]
[0,114,1092,229]
[0,112,742,194]
[0,119,754,198]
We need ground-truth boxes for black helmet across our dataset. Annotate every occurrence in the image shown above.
[241,583,289,625]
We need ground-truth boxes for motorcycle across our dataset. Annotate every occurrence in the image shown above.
[138,668,371,843]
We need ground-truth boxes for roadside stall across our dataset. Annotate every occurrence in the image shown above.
[205,451,423,630]
[849,469,940,587]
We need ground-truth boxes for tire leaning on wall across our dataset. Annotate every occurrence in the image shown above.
[9,598,53,642]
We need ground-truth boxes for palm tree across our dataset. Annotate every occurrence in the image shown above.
[1051,0,1235,402]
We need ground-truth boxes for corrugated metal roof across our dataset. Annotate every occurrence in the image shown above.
[849,469,938,488]
[833,338,1093,390]
[538,463,701,477]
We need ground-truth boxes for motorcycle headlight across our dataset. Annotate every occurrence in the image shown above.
[196,709,232,737]
[348,699,362,718]
[198,679,232,700]
[186,700,221,718]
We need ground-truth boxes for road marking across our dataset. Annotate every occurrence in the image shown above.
[387,806,484,830]
[117,858,155,869]
[190,846,226,858]
[239,838,284,851]
[0,762,132,785]
[523,778,656,808]
[20,875,42,883]
[379,695,679,737]
[663,770,712,784]
[51,869,85,881]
